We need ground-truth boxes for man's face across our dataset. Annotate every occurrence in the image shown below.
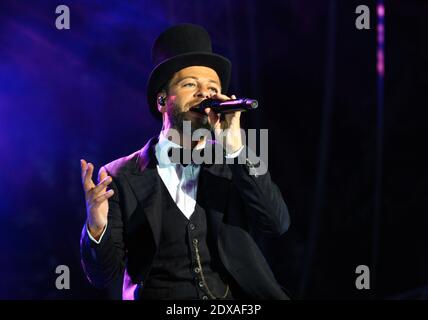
[162,66,221,133]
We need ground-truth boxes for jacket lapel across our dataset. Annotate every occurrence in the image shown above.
[126,136,163,248]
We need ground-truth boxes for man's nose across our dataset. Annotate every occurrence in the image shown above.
[195,86,214,99]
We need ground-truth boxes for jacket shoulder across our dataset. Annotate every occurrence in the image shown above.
[102,149,141,177]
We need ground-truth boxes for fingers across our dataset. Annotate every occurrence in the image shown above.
[92,189,115,207]
[81,159,96,192]
[80,159,113,198]
[205,107,220,127]
[204,93,240,129]
[209,93,241,123]
[80,159,87,181]
[98,167,108,184]
[212,93,232,101]
[88,175,113,199]
[227,95,240,120]
[224,110,241,124]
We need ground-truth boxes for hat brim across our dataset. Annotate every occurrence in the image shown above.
[146,52,231,120]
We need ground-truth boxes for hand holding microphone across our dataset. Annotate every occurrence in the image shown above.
[198,93,251,154]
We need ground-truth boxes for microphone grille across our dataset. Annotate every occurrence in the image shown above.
[249,99,258,109]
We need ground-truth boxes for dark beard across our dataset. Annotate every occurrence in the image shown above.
[168,104,212,135]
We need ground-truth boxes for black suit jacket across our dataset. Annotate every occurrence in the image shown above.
[80,136,291,299]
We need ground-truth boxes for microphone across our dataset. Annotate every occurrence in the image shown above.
[190,98,258,115]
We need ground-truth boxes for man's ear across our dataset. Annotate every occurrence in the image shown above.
[156,93,167,112]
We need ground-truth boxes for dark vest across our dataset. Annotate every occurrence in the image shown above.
[139,177,235,300]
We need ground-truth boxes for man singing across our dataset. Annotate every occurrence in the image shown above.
[80,23,290,300]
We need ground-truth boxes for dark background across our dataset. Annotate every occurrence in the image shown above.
[0,0,426,299]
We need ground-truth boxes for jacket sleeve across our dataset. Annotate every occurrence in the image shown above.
[80,172,126,289]
[228,146,290,237]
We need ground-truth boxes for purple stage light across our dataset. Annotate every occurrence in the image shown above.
[376,3,385,77]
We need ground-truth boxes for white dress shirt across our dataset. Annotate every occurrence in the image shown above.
[155,131,202,219]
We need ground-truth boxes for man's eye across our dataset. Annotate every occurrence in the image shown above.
[209,87,218,93]
[183,83,196,87]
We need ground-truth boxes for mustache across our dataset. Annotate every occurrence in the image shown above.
[185,99,207,111]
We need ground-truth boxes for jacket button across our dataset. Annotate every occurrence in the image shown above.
[194,267,200,274]
[192,238,198,245]
[198,281,204,287]
[202,295,208,300]
[189,223,196,230]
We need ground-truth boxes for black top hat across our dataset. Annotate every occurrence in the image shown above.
[146,23,232,120]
